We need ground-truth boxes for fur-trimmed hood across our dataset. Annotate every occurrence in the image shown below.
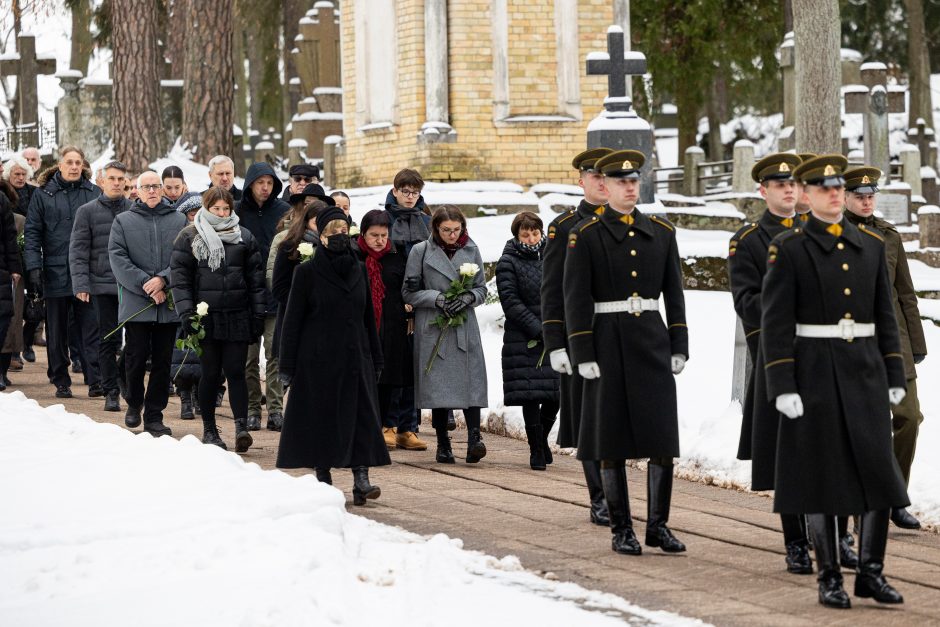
[36,164,93,189]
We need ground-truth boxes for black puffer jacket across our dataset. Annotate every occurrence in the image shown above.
[12,183,34,217]
[496,238,559,405]
[69,194,131,296]
[0,200,23,321]
[170,224,267,340]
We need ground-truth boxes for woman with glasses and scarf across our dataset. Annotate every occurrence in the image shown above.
[276,206,390,505]
[403,205,488,464]
[496,212,559,470]
[170,187,267,451]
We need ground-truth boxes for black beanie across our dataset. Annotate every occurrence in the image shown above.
[316,206,349,234]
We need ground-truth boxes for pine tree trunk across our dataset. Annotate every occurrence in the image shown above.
[164,0,188,78]
[282,0,306,134]
[676,90,700,158]
[241,0,282,133]
[904,0,933,128]
[69,0,94,74]
[112,0,164,172]
[181,0,235,163]
[792,0,841,154]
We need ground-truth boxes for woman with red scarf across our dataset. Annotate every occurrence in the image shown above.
[356,210,427,451]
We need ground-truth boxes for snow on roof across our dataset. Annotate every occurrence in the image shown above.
[923,166,938,178]
[733,139,754,148]
[296,111,343,121]
[324,135,344,145]
[79,78,112,86]
[313,0,335,8]
[585,51,647,62]
[288,139,308,148]
[586,111,651,133]
[254,141,275,150]
[55,69,83,78]
[842,84,869,94]
[289,77,301,85]
[861,61,888,71]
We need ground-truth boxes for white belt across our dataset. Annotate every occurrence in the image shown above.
[594,297,659,314]
[795,319,875,341]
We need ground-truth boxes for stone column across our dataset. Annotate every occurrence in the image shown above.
[899,143,922,198]
[732,140,755,193]
[918,205,940,249]
[683,146,704,197]
[420,0,454,140]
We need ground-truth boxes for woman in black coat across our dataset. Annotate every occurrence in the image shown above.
[496,212,559,470]
[0,188,23,389]
[355,209,425,451]
[170,187,267,452]
[276,206,390,506]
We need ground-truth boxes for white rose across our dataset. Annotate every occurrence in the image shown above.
[298,242,315,257]
[349,225,360,236]
[459,263,480,277]
[196,302,209,317]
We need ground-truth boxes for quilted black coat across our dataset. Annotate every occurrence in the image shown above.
[496,239,559,405]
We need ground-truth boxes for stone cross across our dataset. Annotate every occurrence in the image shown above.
[0,34,56,127]
[908,118,937,171]
[585,25,646,112]
[294,2,341,98]
[843,62,905,182]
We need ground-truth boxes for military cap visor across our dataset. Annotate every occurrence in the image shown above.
[595,150,646,179]
[844,166,882,195]
[751,153,802,183]
[792,154,848,186]
[572,147,614,172]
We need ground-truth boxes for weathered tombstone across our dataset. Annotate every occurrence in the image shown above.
[0,34,57,127]
[731,317,751,406]
[778,33,796,131]
[908,119,937,171]
[899,143,922,198]
[732,140,755,193]
[585,25,654,203]
[877,186,911,225]
[682,146,704,197]
[843,62,906,183]
[294,2,341,98]
[921,169,939,206]
[917,205,940,249]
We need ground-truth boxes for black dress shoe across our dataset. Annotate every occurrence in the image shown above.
[646,525,687,553]
[55,385,73,399]
[234,419,252,453]
[88,383,104,398]
[840,534,859,569]
[785,540,814,574]
[0,379,6,392]
[246,414,262,431]
[315,468,333,485]
[23,348,35,362]
[818,572,851,609]
[125,406,142,428]
[590,505,610,526]
[104,390,121,412]
[2,374,11,387]
[144,421,172,437]
[612,528,642,555]
[890,507,921,530]
[855,567,903,604]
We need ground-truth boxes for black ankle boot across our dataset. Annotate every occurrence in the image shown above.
[525,425,546,470]
[234,417,253,453]
[315,468,333,485]
[540,415,555,465]
[785,539,814,574]
[583,460,609,526]
[855,509,903,604]
[180,389,195,420]
[599,462,641,555]
[645,463,686,552]
[806,514,851,609]
[352,466,380,505]
[201,423,227,449]
[435,429,455,464]
[466,427,486,463]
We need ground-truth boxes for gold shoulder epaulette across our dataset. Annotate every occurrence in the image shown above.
[555,210,578,225]
[858,224,885,243]
[650,215,675,231]
[774,228,803,247]
[579,217,601,233]
[734,223,758,242]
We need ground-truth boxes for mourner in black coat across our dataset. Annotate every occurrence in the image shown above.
[564,150,687,557]
[540,149,611,523]
[497,212,559,471]
[727,153,813,575]
[277,207,390,506]
[762,155,908,609]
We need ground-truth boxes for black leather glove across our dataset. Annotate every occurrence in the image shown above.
[28,269,42,299]
[279,372,292,390]
[435,293,451,317]
[445,292,475,316]
[251,316,266,339]
[914,354,926,364]
[180,312,195,333]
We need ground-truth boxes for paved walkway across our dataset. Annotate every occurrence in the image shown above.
[9,353,940,625]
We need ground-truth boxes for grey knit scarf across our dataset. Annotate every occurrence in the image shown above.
[192,207,242,271]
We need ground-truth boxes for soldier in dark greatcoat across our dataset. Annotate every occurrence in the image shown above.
[762,154,909,609]
[564,150,688,556]
[728,152,814,575]
[540,147,611,526]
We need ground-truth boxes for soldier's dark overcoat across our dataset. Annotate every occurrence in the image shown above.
[563,207,688,461]
[761,215,910,515]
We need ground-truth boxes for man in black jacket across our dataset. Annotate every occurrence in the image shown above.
[207,155,242,201]
[279,164,319,203]
[236,162,290,431]
[24,146,100,398]
[70,160,131,412]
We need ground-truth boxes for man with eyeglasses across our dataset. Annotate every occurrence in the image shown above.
[279,164,319,203]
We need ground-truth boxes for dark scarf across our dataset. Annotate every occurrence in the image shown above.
[322,244,356,279]
[387,202,430,248]
[357,236,391,330]
[54,172,83,190]
[517,237,546,256]
[434,228,470,259]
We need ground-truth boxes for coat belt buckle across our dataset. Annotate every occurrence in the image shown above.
[626,296,643,314]
[838,318,856,341]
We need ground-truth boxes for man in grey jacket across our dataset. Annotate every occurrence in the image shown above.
[108,171,186,436]
[71,160,131,412]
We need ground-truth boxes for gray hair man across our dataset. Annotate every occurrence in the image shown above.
[207,155,242,200]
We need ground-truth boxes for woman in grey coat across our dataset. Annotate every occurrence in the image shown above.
[403,205,488,464]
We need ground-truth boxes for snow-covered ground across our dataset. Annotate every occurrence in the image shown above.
[0,393,704,627]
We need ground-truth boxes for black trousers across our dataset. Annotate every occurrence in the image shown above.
[432,407,481,432]
[521,401,560,427]
[46,296,100,388]
[199,339,249,425]
[124,321,177,421]
[93,295,121,394]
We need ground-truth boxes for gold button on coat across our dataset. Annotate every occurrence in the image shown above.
[630,250,637,256]
[843,288,851,296]
[842,263,849,271]
[837,242,845,250]
[631,271,637,277]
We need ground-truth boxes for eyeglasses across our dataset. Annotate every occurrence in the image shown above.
[398,189,420,198]
[292,176,313,183]
[439,226,462,235]
[139,184,163,192]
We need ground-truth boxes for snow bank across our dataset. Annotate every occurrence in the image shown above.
[0,393,702,627]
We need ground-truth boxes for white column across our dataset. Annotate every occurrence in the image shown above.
[491,0,509,121]
[554,0,581,119]
[422,0,454,136]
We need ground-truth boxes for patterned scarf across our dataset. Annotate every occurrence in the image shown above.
[192,208,242,271]
[434,228,470,259]
[357,235,391,331]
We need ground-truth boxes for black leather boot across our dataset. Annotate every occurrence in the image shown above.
[540,414,555,465]
[234,417,253,453]
[525,425,546,470]
[201,422,227,449]
[806,514,850,609]
[104,389,121,412]
[838,516,858,567]
[583,461,609,526]
[352,466,380,505]
[179,389,195,420]
[645,462,686,552]
[890,507,921,530]
[782,513,813,574]
[599,462,641,555]
[315,468,332,485]
[466,427,486,463]
[435,429,455,464]
[855,509,903,604]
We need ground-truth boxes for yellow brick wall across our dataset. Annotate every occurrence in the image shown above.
[335,0,614,189]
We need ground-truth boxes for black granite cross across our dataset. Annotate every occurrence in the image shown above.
[0,34,56,127]
[585,26,646,110]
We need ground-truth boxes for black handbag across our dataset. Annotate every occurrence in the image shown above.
[24,295,45,322]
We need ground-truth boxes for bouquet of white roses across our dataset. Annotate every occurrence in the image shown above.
[298,242,315,262]
[174,301,208,378]
[425,262,480,374]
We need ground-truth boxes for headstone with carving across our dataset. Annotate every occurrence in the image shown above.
[843,62,906,183]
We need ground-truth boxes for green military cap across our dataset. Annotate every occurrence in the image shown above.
[572,148,613,172]
[797,152,817,163]
[594,149,645,179]
[751,153,802,183]
[792,154,848,186]
[843,166,882,194]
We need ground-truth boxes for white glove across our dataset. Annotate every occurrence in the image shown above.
[775,393,804,420]
[549,349,573,375]
[671,354,686,375]
[578,362,601,379]
[889,387,906,406]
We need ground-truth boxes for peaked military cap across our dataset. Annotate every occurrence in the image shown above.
[572,148,613,172]
[843,166,882,194]
[751,153,803,183]
[595,150,645,179]
[796,152,818,164]
[792,154,848,186]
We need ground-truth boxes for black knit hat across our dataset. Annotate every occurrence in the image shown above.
[316,205,350,233]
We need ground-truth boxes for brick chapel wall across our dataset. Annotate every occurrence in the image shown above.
[335,0,614,189]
